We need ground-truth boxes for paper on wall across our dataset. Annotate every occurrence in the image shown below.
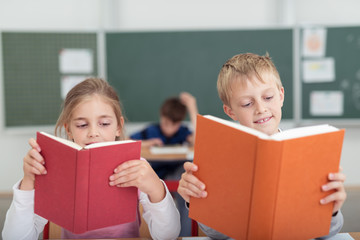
[303,58,335,83]
[60,76,87,99]
[302,28,327,57]
[59,48,93,74]
[310,91,344,116]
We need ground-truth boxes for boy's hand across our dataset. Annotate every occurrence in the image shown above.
[109,160,165,203]
[21,138,46,190]
[320,167,347,214]
[177,162,207,203]
[180,92,197,111]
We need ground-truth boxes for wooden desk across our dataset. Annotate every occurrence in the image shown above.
[351,232,360,240]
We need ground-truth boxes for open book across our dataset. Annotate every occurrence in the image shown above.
[189,115,345,240]
[34,132,141,234]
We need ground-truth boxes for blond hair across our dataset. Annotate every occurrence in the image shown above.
[55,78,125,140]
[217,53,282,106]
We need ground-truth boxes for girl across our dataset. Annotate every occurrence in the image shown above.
[2,78,181,239]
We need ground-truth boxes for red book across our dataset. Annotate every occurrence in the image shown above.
[189,115,345,240]
[35,131,140,234]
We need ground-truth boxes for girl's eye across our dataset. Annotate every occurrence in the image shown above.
[265,96,273,100]
[100,122,111,126]
[76,123,87,128]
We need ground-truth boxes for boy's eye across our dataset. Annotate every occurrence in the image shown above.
[265,96,273,100]
[241,102,252,107]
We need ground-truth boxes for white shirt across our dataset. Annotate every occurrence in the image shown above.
[2,179,180,240]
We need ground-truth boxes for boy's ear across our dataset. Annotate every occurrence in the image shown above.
[279,87,285,107]
[223,104,237,121]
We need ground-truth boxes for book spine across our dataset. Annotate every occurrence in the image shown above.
[73,150,90,234]
[247,139,283,240]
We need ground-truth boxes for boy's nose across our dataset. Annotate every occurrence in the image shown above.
[255,102,266,113]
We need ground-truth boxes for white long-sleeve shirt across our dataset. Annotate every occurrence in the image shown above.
[2,180,180,240]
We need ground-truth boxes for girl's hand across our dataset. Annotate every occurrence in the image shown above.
[177,162,207,203]
[20,138,46,190]
[109,160,165,203]
[320,167,347,214]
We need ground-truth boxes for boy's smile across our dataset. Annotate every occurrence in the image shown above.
[223,72,284,136]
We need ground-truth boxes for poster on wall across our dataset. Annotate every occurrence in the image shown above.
[59,48,93,74]
[302,28,327,58]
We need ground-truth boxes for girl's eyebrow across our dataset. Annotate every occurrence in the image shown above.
[72,117,87,121]
[72,115,114,121]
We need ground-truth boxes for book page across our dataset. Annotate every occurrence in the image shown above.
[204,115,270,139]
[271,124,339,140]
[40,132,82,150]
[85,140,136,149]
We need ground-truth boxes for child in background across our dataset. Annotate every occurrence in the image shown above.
[130,92,198,179]
[129,92,198,237]
[130,92,198,149]
[2,78,180,239]
[177,53,346,239]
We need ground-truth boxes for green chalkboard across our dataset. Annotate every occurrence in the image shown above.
[2,32,97,127]
[106,29,293,123]
[301,26,360,119]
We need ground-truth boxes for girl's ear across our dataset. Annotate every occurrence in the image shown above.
[64,124,73,140]
[223,104,238,121]
[116,117,124,137]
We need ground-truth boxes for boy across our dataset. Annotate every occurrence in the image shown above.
[177,53,346,239]
[130,92,198,148]
[130,91,198,179]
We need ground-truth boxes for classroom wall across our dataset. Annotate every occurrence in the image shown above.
[1,0,360,191]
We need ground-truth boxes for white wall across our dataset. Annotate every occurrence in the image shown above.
[0,0,360,191]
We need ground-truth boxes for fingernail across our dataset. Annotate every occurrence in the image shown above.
[322,185,328,191]
[109,182,114,186]
[320,199,326,204]
[37,147,41,152]
[329,173,334,179]
[114,168,118,173]
[43,170,47,174]
[109,176,114,181]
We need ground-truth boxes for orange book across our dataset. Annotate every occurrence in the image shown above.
[189,115,345,240]
[35,132,140,234]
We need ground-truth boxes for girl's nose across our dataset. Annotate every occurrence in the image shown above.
[88,126,99,138]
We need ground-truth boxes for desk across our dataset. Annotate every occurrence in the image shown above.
[141,146,193,182]
[351,232,360,240]
[141,146,193,161]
